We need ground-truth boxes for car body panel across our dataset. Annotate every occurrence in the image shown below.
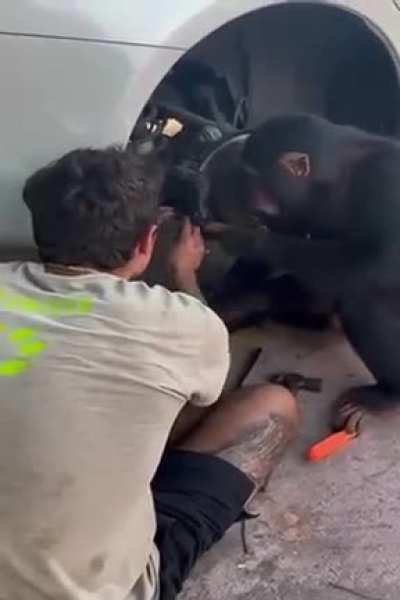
[0,35,181,254]
[0,0,398,254]
[1,1,398,49]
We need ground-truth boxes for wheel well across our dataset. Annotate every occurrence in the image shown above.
[137,2,400,136]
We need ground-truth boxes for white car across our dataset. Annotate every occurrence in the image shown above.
[0,0,399,257]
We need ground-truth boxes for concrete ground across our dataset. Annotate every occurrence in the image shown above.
[183,322,399,600]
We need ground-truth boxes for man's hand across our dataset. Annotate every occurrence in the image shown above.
[168,218,206,300]
[169,218,205,276]
[156,205,176,226]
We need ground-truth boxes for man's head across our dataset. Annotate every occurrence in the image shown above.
[23,147,163,277]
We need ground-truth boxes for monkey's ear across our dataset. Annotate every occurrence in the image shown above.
[278,152,311,178]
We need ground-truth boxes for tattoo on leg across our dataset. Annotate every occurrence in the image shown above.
[218,414,294,488]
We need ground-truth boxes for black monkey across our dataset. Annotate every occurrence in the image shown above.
[207,114,400,431]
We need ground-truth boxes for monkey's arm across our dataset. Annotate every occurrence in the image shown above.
[255,232,359,294]
[207,224,358,295]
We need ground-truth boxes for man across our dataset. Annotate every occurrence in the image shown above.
[0,147,298,600]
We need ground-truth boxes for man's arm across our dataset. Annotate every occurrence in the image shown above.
[167,218,207,303]
[166,218,230,406]
[169,267,206,303]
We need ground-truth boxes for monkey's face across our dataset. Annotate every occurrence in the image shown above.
[242,115,336,235]
[243,151,314,235]
[243,153,312,223]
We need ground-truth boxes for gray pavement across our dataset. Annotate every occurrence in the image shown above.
[183,324,398,600]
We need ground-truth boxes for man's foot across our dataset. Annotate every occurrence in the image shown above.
[332,384,400,433]
[177,384,299,490]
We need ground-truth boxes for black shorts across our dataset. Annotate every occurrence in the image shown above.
[151,450,256,600]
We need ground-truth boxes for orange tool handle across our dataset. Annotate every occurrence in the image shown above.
[307,430,357,462]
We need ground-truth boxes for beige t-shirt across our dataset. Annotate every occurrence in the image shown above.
[0,262,230,600]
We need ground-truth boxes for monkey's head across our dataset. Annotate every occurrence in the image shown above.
[242,114,349,236]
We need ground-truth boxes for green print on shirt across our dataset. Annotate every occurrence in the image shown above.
[0,287,93,376]
[0,287,93,316]
[0,326,45,376]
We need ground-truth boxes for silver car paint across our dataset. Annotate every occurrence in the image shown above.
[0,0,397,254]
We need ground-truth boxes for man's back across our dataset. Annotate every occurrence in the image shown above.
[0,262,229,600]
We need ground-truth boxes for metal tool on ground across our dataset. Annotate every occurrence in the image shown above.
[236,347,263,388]
[267,372,360,461]
[269,372,322,393]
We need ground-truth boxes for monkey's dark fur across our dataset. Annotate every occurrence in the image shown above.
[214,114,400,429]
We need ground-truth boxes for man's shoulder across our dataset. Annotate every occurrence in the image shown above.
[123,281,227,331]
[0,264,227,340]
[0,261,21,275]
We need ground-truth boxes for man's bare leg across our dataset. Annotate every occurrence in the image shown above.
[176,384,299,488]
[168,404,211,448]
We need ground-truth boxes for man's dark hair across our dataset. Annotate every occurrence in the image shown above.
[23,146,163,269]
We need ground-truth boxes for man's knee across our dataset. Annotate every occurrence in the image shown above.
[247,384,300,430]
